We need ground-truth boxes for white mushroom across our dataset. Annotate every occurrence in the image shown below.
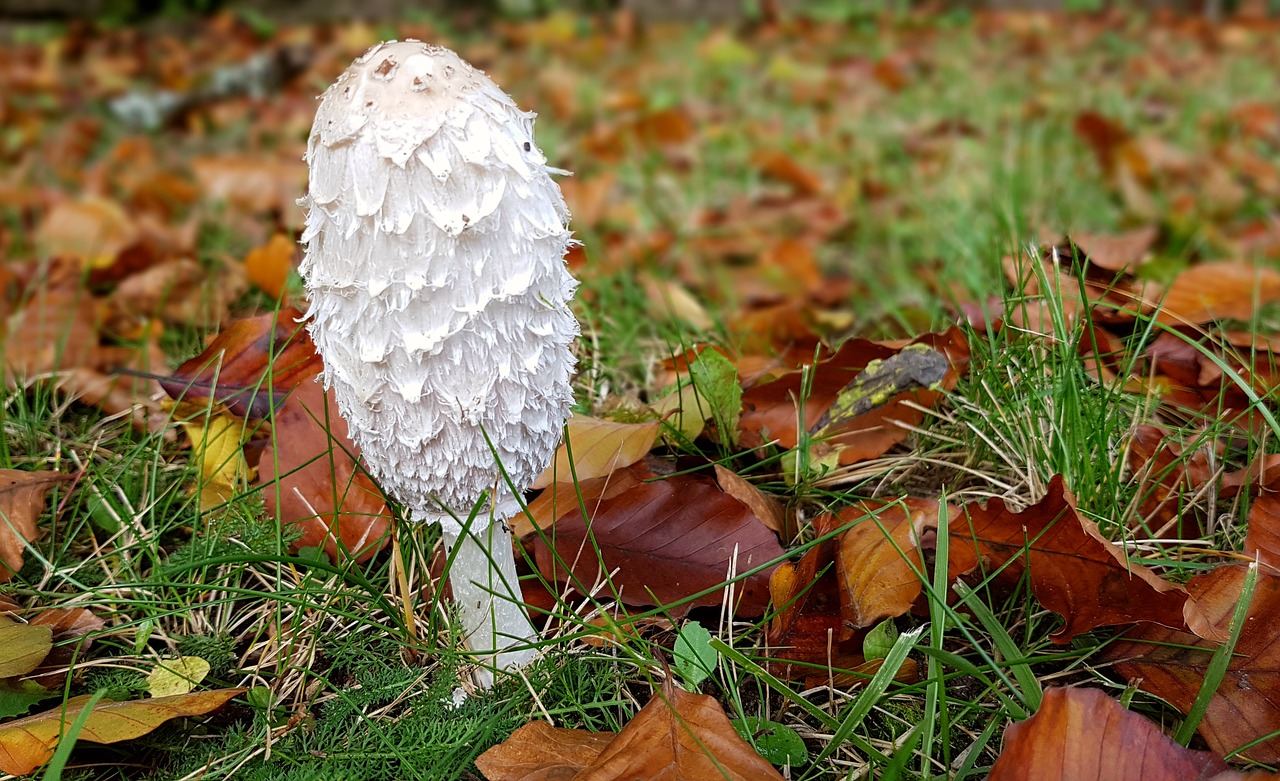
[299,41,579,686]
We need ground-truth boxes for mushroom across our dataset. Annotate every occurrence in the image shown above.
[299,41,579,685]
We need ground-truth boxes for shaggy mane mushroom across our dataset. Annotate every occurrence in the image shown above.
[300,40,579,687]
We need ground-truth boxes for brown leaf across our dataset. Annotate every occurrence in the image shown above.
[527,461,783,617]
[1246,494,1280,570]
[1108,565,1280,763]
[713,465,790,538]
[476,677,783,781]
[0,688,243,776]
[257,381,391,564]
[0,471,73,583]
[473,721,613,780]
[26,607,105,689]
[3,285,101,377]
[34,196,135,266]
[832,498,944,634]
[1069,226,1158,273]
[107,257,246,329]
[750,149,824,197]
[160,309,321,419]
[532,415,662,491]
[944,475,1190,642]
[989,687,1232,781]
[1153,261,1280,325]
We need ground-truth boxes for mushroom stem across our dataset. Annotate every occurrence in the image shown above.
[441,519,537,686]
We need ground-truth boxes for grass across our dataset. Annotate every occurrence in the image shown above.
[4,6,1280,780]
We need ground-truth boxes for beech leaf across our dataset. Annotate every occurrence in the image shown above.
[0,470,73,584]
[531,414,661,490]
[989,687,1232,781]
[475,677,783,781]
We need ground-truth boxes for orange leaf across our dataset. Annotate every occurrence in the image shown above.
[714,465,789,537]
[257,381,391,564]
[0,689,243,776]
[34,196,135,267]
[243,233,295,300]
[832,498,945,633]
[1153,261,1280,325]
[0,471,73,583]
[750,149,824,197]
[476,677,783,781]
[989,687,1232,781]
[531,415,661,490]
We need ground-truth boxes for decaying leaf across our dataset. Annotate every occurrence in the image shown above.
[526,460,783,617]
[940,475,1191,642]
[0,688,244,776]
[989,687,1232,781]
[160,308,321,419]
[475,677,783,781]
[257,381,391,564]
[531,414,661,490]
[146,657,211,698]
[1108,565,1280,763]
[0,470,73,583]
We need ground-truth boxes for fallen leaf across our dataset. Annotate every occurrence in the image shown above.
[0,471,73,583]
[1108,565,1280,763]
[713,465,789,538]
[0,623,53,678]
[531,414,661,490]
[179,410,248,511]
[751,149,824,197]
[1069,226,1158,273]
[527,460,783,617]
[146,657,210,698]
[1153,261,1280,325]
[0,688,244,776]
[3,285,101,377]
[941,475,1191,642]
[989,687,1232,781]
[832,498,943,634]
[26,607,105,690]
[160,309,321,419]
[34,196,135,267]
[475,677,783,781]
[243,232,295,300]
[257,381,391,564]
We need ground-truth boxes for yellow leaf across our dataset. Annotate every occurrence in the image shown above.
[651,379,708,443]
[0,623,53,678]
[531,414,661,490]
[0,689,243,776]
[180,412,248,510]
[146,656,210,698]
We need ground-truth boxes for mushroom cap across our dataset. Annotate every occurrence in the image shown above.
[300,41,579,532]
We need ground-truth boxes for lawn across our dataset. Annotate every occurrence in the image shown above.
[3,4,1280,779]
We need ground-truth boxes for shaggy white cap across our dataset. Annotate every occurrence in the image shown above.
[300,40,579,534]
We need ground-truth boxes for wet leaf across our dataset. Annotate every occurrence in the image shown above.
[989,687,1232,781]
[531,414,661,490]
[257,381,391,564]
[729,717,808,768]
[0,688,244,776]
[475,677,783,781]
[0,470,73,584]
[527,461,783,617]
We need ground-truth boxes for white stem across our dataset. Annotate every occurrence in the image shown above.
[441,520,537,687]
